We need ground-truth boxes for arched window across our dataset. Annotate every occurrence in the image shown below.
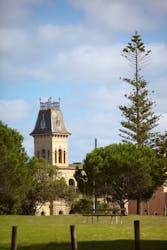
[55,150,57,163]
[64,150,66,163]
[69,179,75,187]
[59,149,62,163]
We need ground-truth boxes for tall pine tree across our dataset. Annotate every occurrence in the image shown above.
[119,32,161,214]
[119,31,160,145]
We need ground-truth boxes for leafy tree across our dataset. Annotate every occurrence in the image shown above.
[75,147,106,197]
[72,198,93,214]
[81,143,166,214]
[0,121,77,215]
[150,131,167,187]
[47,177,77,215]
[0,121,29,214]
[22,157,77,215]
[21,157,54,215]
[119,31,160,145]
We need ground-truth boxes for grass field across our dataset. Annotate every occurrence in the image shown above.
[0,215,166,250]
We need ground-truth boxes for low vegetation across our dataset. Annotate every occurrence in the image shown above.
[0,215,166,250]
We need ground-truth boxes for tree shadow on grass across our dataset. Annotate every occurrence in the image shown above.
[18,240,167,250]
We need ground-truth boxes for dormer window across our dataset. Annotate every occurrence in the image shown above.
[40,114,46,129]
[56,119,61,128]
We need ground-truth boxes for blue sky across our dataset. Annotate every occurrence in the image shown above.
[0,0,167,163]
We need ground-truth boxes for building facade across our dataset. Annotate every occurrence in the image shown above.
[128,186,167,216]
[30,98,78,215]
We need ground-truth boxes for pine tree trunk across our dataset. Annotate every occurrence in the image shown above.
[136,198,141,215]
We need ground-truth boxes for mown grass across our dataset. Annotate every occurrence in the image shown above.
[0,215,166,250]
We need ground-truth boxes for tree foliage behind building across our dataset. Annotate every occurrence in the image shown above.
[77,143,166,214]
[0,121,77,215]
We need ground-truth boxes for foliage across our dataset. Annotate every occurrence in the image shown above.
[119,31,160,145]
[81,143,166,214]
[0,121,29,214]
[21,157,77,215]
[74,167,89,194]
[0,120,77,215]
[150,131,167,186]
[151,131,167,158]
[71,198,93,213]
[21,157,56,215]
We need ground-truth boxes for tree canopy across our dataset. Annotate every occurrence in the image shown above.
[78,143,166,214]
[21,157,77,215]
[0,121,77,215]
[0,121,29,214]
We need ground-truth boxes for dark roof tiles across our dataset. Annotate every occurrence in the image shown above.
[30,109,71,136]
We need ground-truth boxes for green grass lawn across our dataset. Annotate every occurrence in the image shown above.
[0,215,166,250]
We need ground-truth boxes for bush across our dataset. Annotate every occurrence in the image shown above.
[72,198,93,213]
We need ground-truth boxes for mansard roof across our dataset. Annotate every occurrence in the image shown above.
[30,98,71,136]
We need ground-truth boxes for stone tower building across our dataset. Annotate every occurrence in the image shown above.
[30,98,79,215]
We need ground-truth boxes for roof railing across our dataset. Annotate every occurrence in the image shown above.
[40,97,60,110]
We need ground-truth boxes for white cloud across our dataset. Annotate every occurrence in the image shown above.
[148,43,167,76]
[0,0,166,163]
[0,100,31,122]
[70,0,165,31]
[38,24,110,47]
[28,44,128,84]
[68,107,122,162]
[0,0,166,86]
[0,28,28,55]
[0,0,30,25]
[144,0,167,13]
[0,0,51,26]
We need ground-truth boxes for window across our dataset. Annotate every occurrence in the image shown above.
[64,150,66,163]
[42,149,45,158]
[55,150,57,163]
[40,114,46,129]
[69,179,75,187]
[59,149,62,163]
[56,119,61,127]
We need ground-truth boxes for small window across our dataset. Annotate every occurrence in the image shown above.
[40,114,46,129]
[42,149,45,158]
[64,151,66,163]
[55,150,57,163]
[69,179,75,187]
[56,119,61,127]
[59,149,62,163]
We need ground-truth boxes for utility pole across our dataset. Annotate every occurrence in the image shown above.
[93,138,97,213]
